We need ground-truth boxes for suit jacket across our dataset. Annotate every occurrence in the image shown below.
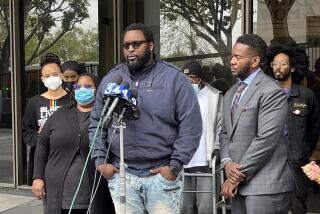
[220,70,294,195]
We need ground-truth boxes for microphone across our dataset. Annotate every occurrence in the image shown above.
[102,81,131,127]
[129,89,138,106]
[101,75,123,117]
[129,89,140,119]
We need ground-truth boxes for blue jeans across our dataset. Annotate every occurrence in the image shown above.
[108,172,183,214]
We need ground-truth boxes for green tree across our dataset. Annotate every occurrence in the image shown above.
[26,27,98,64]
[0,0,90,74]
[161,0,241,65]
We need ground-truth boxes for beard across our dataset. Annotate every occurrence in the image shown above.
[274,71,291,82]
[237,62,252,80]
[126,48,152,71]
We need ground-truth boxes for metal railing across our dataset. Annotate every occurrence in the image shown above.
[298,42,320,71]
[183,156,228,214]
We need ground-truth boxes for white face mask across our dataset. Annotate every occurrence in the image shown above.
[43,76,62,90]
[192,83,200,93]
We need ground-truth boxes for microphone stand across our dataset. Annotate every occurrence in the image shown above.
[117,107,127,214]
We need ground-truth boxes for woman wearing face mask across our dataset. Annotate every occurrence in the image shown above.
[61,61,84,92]
[22,53,69,186]
[32,73,115,214]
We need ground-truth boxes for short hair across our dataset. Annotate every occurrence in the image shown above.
[123,23,154,42]
[236,34,267,61]
[40,53,62,73]
[263,42,309,84]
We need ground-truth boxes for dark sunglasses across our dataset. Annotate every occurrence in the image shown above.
[122,40,148,50]
[73,83,93,90]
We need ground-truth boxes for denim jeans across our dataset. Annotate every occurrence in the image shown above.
[108,171,183,214]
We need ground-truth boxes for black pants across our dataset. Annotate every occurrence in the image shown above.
[61,209,87,214]
[290,165,311,214]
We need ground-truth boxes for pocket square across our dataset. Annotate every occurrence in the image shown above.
[241,106,255,112]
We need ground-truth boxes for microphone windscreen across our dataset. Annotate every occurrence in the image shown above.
[111,75,123,85]
[121,81,130,88]
[104,75,123,96]
[128,89,138,106]
[130,89,138,98]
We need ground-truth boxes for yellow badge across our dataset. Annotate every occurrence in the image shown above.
[293,103,307,108]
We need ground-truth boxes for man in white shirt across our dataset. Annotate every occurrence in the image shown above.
[181,60,223,214]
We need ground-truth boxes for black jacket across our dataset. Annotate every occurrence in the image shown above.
[287,84,320,165]
[33,106,114,214]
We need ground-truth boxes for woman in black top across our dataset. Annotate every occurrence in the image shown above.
[22,53,69,185]
[32,73,114,214]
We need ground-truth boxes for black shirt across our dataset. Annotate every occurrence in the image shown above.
[22,93,69,185]
[22,94,70,147]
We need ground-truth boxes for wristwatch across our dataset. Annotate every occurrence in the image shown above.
[169,165,181,176]
[220,158,232,169]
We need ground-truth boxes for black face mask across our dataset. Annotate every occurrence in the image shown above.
[62,81,76,91]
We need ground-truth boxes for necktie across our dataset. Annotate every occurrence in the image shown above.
[231,82,247,124]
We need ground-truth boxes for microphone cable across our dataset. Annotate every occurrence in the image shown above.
[86,127,104,214]
[90,109,128,210]
[69,90,135,213]
[86,124,118,213]
[86,106,131,213]
[68,114,114,214]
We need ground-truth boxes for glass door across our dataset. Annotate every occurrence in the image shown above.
[0,0,13,185]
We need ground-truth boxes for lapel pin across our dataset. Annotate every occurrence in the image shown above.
[293,109,300,115]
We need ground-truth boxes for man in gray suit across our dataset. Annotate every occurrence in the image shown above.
[220,34,294,214]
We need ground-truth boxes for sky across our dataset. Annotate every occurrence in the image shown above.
[78,0,98,30]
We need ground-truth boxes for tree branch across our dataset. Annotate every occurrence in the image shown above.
[0,8,9,33]
[229,0,240,32]
[30,24,75,62]
[51,0,67,12]
[25,23,39,44]
[190,24,220,51]
[26,33,44,65]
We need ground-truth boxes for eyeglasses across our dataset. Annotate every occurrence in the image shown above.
[73,83,94,90]
[271,61,290,67]
[122,40,148,50]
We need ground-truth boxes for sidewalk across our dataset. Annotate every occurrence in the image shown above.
[0,190,319,214]
[0,194,43,214]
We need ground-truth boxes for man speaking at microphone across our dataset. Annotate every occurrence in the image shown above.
[89,23,202,213]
